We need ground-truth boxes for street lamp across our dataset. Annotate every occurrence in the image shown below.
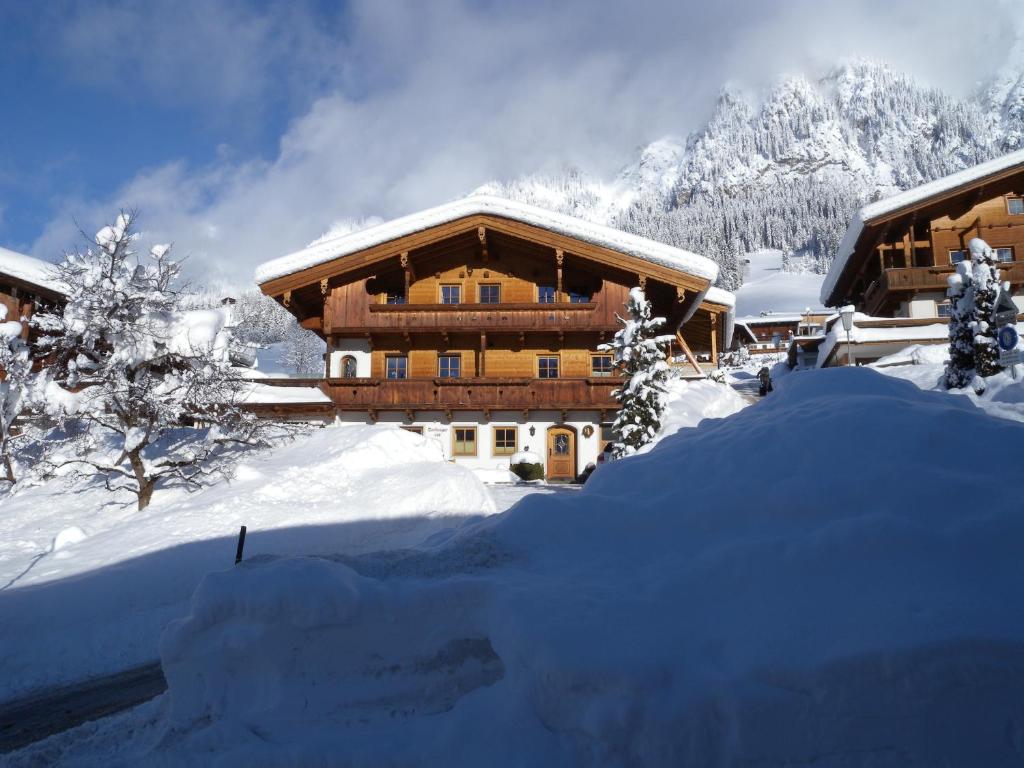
[839,305,856,366]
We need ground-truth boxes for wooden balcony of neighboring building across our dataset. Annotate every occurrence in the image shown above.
[864,261,1024,315]
[327,302,617,335]
[322,376,620,418]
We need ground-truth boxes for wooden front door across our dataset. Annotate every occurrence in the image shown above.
[546,427,576,481]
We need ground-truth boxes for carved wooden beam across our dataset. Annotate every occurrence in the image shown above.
[444,408,452,422]
[404,409,414,423]
[320,278,329,296]
[400,251,414,297]
[478,226,489,262]
[521,409,529,422]
[282,290,292,308]
[368,409,378,423]
[638,274,647,291]
[676,286,686,303]
[559,409,567,424]
[483,407,491,421]
[441,330,449,347]
[365,332,374,351]
[555,248,564,302]
[480,332,487,377]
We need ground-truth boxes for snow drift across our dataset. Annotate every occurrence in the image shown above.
[18,368,1024,765]
[0,425,495,702]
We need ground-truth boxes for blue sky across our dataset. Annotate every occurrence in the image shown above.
[0,0,1016,287]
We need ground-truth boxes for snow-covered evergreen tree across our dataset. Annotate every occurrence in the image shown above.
[599,288,673,458]
[0,310,32,484]
[944,259,975,389]
[32,212,267,510]
[277,324,325,376]
[968,238,1003,379]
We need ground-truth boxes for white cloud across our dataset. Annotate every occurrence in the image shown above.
[30,0,1018,286]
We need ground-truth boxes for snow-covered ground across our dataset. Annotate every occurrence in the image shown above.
[13,367,1024,766]
[873,343,1024,423]
[734,249,826,317]
[0,425,497,703]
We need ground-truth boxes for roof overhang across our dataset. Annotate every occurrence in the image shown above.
[256,195,718,298]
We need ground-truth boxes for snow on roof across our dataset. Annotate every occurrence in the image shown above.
[255,194,719,286]
[0,245,64,295]
[821,149,1024,306]
[702,285,735,308]
[241,382,332,405]
[815,313,948,367]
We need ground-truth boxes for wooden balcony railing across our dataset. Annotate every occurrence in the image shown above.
[865,262,1024,315]
[323,376,620,413]
[330,302,612,334]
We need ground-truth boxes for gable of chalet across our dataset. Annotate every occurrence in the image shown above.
[255,196,721,326]
[821,149,1024,307]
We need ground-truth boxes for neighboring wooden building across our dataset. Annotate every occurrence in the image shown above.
[0,246,64,341]
[735,310,830,355]
[255,195,731,480]
[818,150,1024,365]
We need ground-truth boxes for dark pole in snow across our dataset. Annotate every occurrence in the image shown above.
[234,525,247,565]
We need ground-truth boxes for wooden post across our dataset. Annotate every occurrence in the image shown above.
[324,335,332,379]
[400,251,412,299]
[234,525,247,565]
[675,330,703,377]
[480,332,487,377]
[555,249,564,302]
[710,313,719,368]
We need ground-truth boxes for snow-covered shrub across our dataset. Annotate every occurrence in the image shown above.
[0,307,32,484]
[969,238,1003,379]
[599,287,673,457]
[32,212,269,510]
[944,237,1005,392]
[944,259,975,389]
[510,450,544,481]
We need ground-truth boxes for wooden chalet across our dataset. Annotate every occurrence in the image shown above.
[255,195,731,480]
[822,150,1024,321]
[735,310,830,356]
[0,246,64,342]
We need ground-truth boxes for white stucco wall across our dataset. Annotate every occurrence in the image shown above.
[329,338,372,377]
[335,409,608,478]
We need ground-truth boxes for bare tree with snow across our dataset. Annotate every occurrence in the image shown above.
[32,212,268,510]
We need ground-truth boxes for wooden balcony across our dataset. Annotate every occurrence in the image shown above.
[323,376,620,415]
[329,302,614,334]
[865,262,1024,315]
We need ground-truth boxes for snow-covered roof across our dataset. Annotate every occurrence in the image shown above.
[815,313,948,367]
[255,194,719,287]
[821,149,1024,306]
[702,285,735,308]
[0,245,64,295]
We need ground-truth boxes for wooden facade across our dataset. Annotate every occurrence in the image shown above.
[824,161,1024,318]
[257,201,728,479]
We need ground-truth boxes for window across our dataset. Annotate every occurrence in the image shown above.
[493,427,517,456]
[567,288,591,303]
[479,284,501,304]
[385,355,407,379]
[537,285,556,303]
[385,291,406,305]
[438,354,461,378]
[951,246,1014,264]
[538,355,559,379]
[591,354,614,377]
[996,246,1015,263]
[949,249,968,265]
[440,284,461,304]
[341,355,358,378]
[600,423,615,442]
[1008,197,1024,215]
[453,427,477,456]
[937,301,953,318]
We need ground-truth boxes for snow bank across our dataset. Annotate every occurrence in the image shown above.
[0,424,495,702]
[254,193,719,285]
[874,339,1024,423]
[20,368,1024,765]
[642,376,749,450]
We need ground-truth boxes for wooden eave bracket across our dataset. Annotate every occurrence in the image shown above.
[478,227,489,262]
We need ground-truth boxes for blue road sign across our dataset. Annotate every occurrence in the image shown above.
[997,325,1019,352]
